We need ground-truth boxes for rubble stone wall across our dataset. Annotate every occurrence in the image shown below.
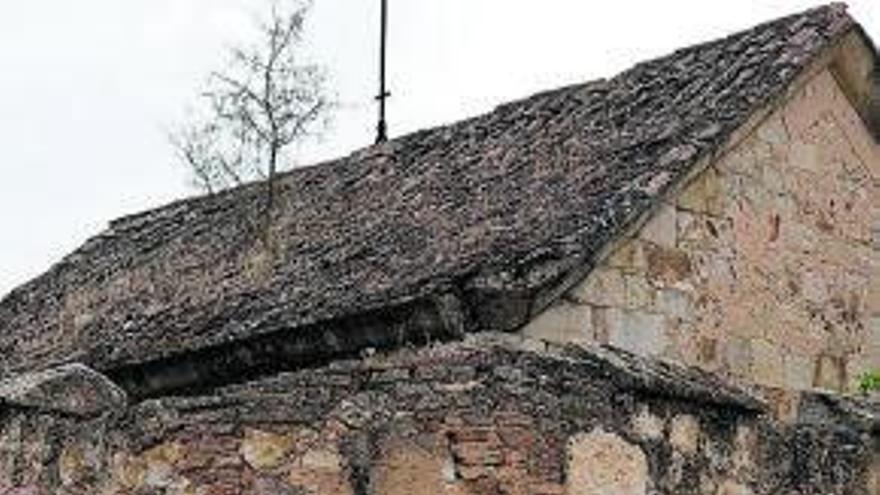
[522,67,880,393]
[0,338,877,495]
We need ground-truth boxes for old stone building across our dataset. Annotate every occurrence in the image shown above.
[0,4,879,494]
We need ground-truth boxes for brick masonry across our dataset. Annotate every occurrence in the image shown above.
[0,337,876,495]
[522,67,880,394]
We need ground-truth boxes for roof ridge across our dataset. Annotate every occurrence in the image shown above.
[106,4,855,236]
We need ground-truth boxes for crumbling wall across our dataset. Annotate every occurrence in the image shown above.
[522,67,880,393]
[0,336,877,495]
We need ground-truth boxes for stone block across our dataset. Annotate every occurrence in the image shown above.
[592,307,611,344]
[669,415,700,454]
[250,475,298,495]
[845,354,872,393]
[814,354,846,392]
[606,238,647,273]
[676,210,717,251]
[787,142,822,172]
[624,274,654,310]
[871,230,880,257]
[58,445,88,487]
[677,168,723,216]
[645,245,693,288]
[750,340,784,388]
[871,316,880,352]
[300,447,344,471]
[657,289,693,323]
[607,309,667,357]
[570,268,626,307]
[452,441,503,466]
[369,439,449,495]
[868,271,880,315]
[731,425,756,474]
[697,336,720,370]
[112,452,146,491]
[756,113,790,146]
[566,428,647,495]
[241,429,294,470]
[631,406,664,441]
[719,146,760,178]
[289,444,352,495]
[763,388,800,424]
[521,302,593,345]
[142,442,183,489]
[751,138,773,166]
[640,203,677,248]
[761,161,787,195]
[783,354,814,390]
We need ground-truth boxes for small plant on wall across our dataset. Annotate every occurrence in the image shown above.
[856,370,880,396]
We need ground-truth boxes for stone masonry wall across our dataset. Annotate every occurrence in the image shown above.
[0,337,877,495]
[521,67,880,393]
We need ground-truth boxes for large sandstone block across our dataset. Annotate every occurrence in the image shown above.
[677,167,724,216]
[566,429,648,495]
[521,303,594,345]
[639,204,677,248]
[571,268,626,307]
[606,309,667,357]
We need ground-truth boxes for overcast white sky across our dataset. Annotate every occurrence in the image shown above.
[0,1,877,297]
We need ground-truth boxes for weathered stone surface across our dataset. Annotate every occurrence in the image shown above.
[750,340,785,388]
[0,5,876,495]
[371,439,457,495]
[630,406,664,441]
[521,303,594,345]
[0,339,876,494]
[814,354,846,392]
[521,62,880,394]
[0,363,126,417]
[606,238,648,273]
[241,428,294,470]
[58,444,89,487]
[288,445,352,495]
[678,167,723,216]
[669,415,701,454]
[571,268,626,307]
[645,245,693,287]
[566,429,648,495]
[0,5,860,392]
[783,354,814,391]
[607,309,667,358]
[639,204,678,248]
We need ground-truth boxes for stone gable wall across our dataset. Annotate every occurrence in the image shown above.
[521,67,880,393]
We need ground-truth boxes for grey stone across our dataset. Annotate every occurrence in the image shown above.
[0,363,126,418]
[521,302,594,345]
[607,309,668,357]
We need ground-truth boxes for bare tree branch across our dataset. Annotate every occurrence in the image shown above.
[169,0,329,219]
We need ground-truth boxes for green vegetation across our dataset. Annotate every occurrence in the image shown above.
[856,370,880,395]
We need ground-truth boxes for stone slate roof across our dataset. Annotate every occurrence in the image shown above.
[0,4,865,378]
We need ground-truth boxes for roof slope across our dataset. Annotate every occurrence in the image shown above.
[0,4,861,376]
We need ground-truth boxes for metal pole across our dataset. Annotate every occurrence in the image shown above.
[375,0,389,144]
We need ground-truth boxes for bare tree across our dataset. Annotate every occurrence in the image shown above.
[172,0,328,211]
